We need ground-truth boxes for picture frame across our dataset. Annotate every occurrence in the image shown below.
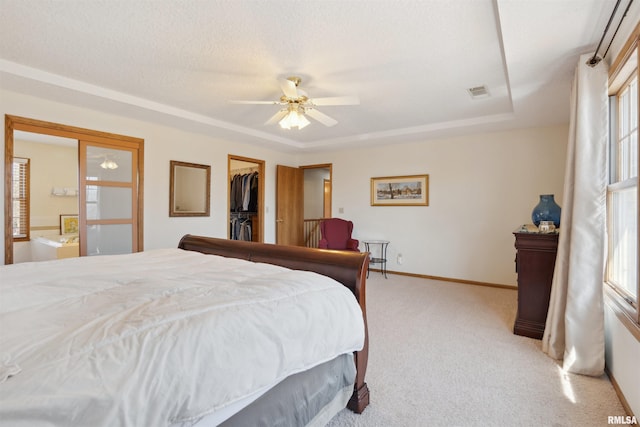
[370,174,429,206]
[60,214,79,234]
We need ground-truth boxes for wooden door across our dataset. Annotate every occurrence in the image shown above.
[323,179,332,218]
[276,165,303,246]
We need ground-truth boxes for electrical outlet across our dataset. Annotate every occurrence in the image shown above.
[397,253,403,265]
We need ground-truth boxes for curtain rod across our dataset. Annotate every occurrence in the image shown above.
[587,0,634,67]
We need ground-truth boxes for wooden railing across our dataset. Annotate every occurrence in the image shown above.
[304,218,324,248]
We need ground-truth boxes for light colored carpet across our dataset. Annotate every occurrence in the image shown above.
[327,273,626,427]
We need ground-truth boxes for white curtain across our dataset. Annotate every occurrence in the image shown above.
[542,53,609,375]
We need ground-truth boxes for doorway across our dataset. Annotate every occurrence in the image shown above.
[302,164,332,248]
[303,165,332,219]
[275,163,332,247]
[12,131,79,263]
[4,115,144,265]
[228,155,264,242]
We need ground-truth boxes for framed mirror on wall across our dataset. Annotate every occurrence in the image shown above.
[169,160,211,217]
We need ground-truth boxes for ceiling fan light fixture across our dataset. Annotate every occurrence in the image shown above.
[279,108,310,130]
[234,76,355,129]
[298,113,310,129]
[100,159,118,169]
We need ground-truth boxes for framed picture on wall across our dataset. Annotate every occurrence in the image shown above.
[60,214,79,235]
[370,174,429,206]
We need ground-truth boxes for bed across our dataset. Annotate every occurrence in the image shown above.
[0,234,370,426]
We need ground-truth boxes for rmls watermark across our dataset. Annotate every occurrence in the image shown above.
[608,415,638,425]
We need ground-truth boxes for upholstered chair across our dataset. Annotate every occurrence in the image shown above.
[318,218,360,251]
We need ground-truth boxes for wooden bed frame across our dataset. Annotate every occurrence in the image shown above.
[178,234,370,413]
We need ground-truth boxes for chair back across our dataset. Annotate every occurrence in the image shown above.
[319,218,358,250]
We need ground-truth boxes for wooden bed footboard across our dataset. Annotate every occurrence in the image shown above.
[178,234,370,413]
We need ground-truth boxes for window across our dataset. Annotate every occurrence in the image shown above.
[12,157,30,241]
[607,37,639,325]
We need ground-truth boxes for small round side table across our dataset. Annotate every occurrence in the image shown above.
[363,240,389,279]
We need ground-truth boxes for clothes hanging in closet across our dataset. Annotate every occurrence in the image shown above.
[230,171,258,213]
[230,215,252,241]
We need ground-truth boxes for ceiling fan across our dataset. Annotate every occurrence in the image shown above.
[231,76,359,129]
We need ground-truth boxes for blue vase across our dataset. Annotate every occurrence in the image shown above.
[531,194,561,227]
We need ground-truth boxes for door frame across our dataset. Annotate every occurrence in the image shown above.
[301,163,332,218]
[323,179,331,218]
[228,154,265,242]
[4,115,144,264]
[276,163,332,246]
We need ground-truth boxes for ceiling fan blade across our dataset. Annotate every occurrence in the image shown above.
[305,108,338,127]
[265,109,288,125]
[279,78,299,99]
[308,95,360,106]
[229,100,280,105]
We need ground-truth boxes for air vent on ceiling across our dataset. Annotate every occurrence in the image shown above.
[467,85,490,99]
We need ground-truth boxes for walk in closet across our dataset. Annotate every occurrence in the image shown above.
[228,155,264,242]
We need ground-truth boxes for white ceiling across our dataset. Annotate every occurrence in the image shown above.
[0,0,635,152]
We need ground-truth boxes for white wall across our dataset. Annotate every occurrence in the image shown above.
[0,88,297,263]
[15,140,78,227]
[300,125,568,286]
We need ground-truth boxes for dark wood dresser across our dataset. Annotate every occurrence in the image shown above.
[513,230,559,339]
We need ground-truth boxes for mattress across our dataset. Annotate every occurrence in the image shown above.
[0,248,364,426]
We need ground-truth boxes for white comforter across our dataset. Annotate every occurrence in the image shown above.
[0,248,364,426]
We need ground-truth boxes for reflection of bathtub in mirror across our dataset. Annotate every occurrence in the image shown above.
[32,235,79,261]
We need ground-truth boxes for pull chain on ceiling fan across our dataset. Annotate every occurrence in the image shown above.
[230,76,359,129]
